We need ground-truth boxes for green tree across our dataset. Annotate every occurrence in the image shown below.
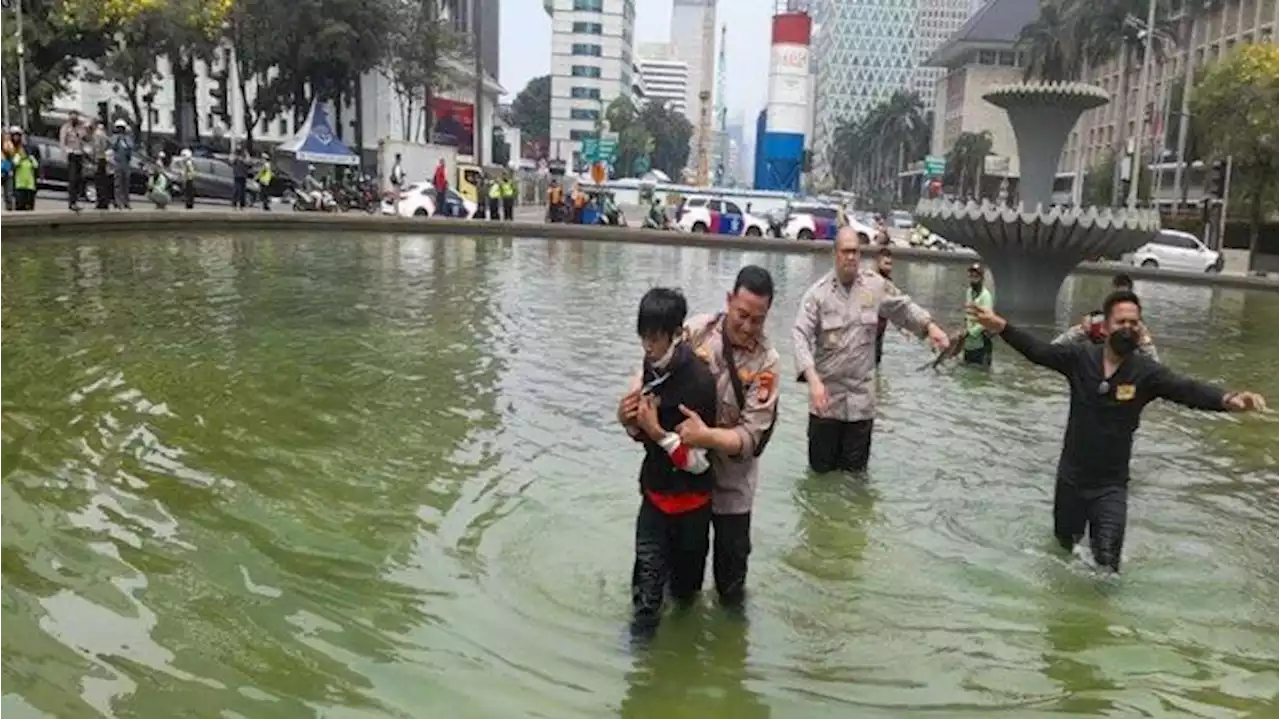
[225,0,285,154]
[1,0,111,133]
[509,74,550,142]
[945,130,993,198]
[602,96,653,178]
[1191,43,1279,267]
[381,0,462,142]
[637,101,691,178]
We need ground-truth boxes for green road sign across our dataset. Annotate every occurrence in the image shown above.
[581,137,618,162]
[924,155,946,177]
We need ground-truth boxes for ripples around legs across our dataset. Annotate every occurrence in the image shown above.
[2,233,1276,717]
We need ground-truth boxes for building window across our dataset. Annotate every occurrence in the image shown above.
[570,129,596,141]
[571,65,602,78]
[572,22,603,35]
[571,43,602,57]
[570,109,600,121]
[279,118,288,136]
[570,86,601,100]
[573,0,603,11]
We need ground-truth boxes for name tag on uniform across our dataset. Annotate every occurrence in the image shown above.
[1115,384,1136,401]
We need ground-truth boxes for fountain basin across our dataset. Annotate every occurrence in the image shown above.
[916,198,1160,315]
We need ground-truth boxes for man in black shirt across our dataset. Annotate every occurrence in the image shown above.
[967,290,1266,572]
[616,288,720,637]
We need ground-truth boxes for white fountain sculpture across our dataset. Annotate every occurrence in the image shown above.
[916,82,1160,316]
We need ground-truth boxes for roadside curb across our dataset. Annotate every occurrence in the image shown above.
[3,211,1275,292]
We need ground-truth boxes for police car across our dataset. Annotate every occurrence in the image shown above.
[782,203,877,242]
[676,197,770,237]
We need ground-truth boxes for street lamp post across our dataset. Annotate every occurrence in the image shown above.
[1126,0,1158,207]
[15,0,30,128]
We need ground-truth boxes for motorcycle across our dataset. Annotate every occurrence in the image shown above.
[333,176,378,213]
[293,188,338,212]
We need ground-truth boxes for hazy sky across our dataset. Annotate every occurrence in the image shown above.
[498,0,775,129]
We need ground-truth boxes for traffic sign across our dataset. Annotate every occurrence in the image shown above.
[924,155,946,177]
[581,137,617,162]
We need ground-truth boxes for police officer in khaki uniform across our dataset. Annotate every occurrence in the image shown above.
[794,227,952,474]
[675,265,780,607]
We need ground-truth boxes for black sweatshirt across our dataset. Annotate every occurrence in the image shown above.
[638,343,719,497]
[1000,324,1228,487]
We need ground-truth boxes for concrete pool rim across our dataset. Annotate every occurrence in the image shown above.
[3,211,1275,293]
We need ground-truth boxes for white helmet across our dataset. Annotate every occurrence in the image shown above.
[180,148,192,158]
[113,119,128,130]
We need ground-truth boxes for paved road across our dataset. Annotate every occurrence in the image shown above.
[13,194,545,221]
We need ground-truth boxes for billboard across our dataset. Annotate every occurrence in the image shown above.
[430,97,475,157]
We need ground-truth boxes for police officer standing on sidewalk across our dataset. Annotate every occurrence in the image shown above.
[670,266,781,609]
[793,227,952,474]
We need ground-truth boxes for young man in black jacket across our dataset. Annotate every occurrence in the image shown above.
[968,290,1266,572]
[616,288,720,637]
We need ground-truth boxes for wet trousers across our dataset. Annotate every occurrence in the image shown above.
[712,512,751,607]
[963,335,994,367]
[807,416,874,473]
[631,496,711,634]
[1053,476,1127,572]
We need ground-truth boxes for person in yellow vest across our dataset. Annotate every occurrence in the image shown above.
[255,153,273,210]
[499,173,516,220]
[486,175,502,221]
[10,128,39,211]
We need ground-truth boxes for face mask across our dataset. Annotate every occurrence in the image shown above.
[1108,327,1138,356]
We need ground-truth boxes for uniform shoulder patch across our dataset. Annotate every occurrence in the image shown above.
[756,371,776,402]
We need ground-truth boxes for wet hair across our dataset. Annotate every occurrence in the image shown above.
[732,265,775,305]
[637,287,688,338]
[1102,289,1142,319]
[876,245,893,258]
[1111,273,1134,291]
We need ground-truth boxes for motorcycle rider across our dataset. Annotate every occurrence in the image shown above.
[300,165,325,209]
[644,199,667,230]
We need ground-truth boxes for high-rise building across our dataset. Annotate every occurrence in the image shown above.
[636,42,690,118]
[545,0,638,164]
[810,0,974,180]
[669,0,717,132]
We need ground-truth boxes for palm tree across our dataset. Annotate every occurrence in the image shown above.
[946,130,994,198]
[1020,0,1080,82]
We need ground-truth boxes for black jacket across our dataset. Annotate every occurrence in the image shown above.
[638,342,719,496]
[1001,324,1227,487]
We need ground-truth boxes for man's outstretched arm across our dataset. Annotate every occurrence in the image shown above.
[967,303,1077,375]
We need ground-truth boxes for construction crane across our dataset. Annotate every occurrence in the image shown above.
[713,24,728,186]
[693,0,716,186]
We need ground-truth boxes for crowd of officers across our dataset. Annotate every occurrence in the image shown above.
[617,226,1265,639]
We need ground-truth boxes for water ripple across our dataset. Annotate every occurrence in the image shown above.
[2,233,1276,718]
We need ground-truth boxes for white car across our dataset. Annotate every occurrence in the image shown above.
[1130,230,1223,273]
[676,197,770,236]
[381,182,478,219]
[782,205,878,242]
